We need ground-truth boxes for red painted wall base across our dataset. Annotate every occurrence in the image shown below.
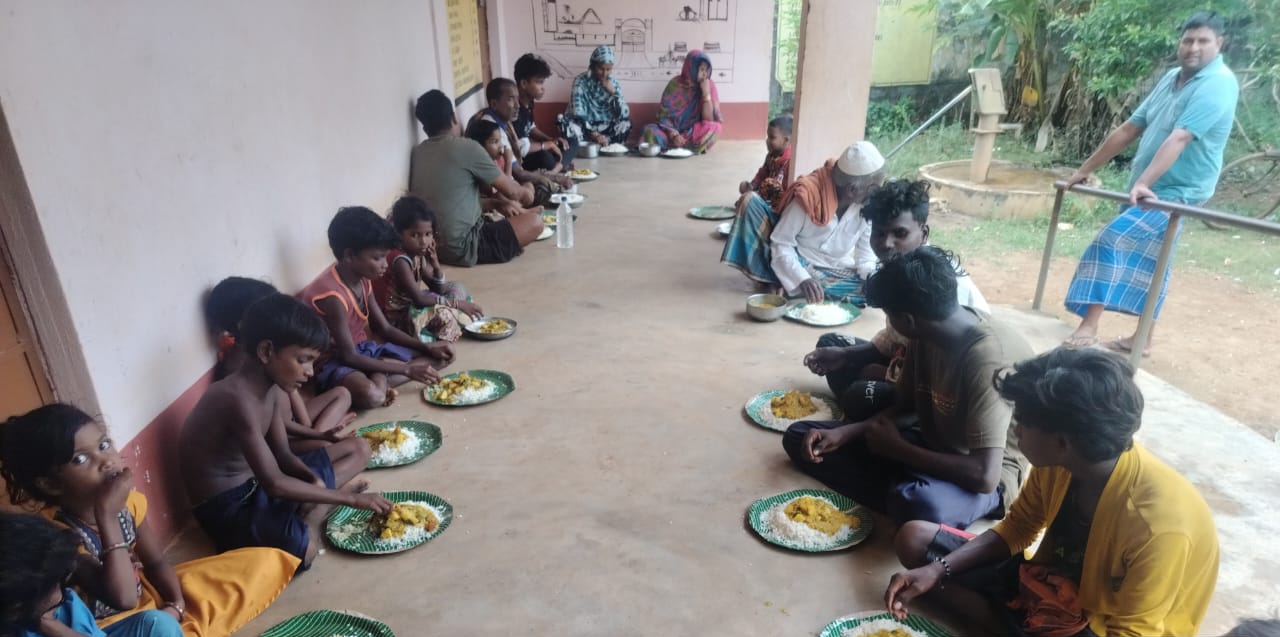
[120,370,214,544]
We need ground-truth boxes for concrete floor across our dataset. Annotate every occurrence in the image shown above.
[216,141,1278,636]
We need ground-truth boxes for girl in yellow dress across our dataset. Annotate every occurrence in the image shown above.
[0,404,300,637]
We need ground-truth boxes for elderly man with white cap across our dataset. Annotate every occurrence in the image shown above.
[721,140,886,303]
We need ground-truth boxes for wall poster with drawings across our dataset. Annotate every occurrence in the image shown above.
[527,0,737,87]
[447,0,485,103]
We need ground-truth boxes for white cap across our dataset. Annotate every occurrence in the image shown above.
[836,141,885,178]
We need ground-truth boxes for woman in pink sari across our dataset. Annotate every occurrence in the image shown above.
[642,50,722,153]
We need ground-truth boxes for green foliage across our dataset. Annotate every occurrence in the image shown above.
[922,0,1065,124]
[1053,0,1204,100]
[866,98,917,138]
[774,0,802,93]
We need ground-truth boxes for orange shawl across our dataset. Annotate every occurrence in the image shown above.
[776,159,840,227]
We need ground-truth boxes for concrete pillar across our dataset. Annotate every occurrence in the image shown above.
[790,0,879,179]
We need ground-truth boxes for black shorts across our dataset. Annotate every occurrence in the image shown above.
[477,218,522,264]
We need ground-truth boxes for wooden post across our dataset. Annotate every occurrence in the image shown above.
[790,1,879,180]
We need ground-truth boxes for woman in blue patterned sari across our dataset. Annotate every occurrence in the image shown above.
[559,46,632,147]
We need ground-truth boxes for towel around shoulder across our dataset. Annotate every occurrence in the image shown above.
[778,141,884,227]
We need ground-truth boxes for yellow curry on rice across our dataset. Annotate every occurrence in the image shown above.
[432,372,485,403]
[476,319,511,334]
[784,496,857,535]
[362,425,407,452]
[770,389,818,419]
[370,502,439,540]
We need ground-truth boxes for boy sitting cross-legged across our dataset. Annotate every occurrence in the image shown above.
[299,206,455,410]
[181,293,393,570]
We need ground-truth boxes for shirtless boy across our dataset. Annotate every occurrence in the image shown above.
[181,293,392,569]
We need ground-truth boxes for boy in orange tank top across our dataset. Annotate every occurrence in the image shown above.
[298,206,455,410]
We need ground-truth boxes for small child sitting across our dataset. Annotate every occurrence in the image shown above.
[0,405,300,637]
[737,114,793,212]
[0,511,182,637]
[206,276,355,453]
[373,196,484,342]
[298,206,456,410]
[181,293,393,568]
[466,119,543,218]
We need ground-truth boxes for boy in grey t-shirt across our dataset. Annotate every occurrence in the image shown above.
[409,90,543,266]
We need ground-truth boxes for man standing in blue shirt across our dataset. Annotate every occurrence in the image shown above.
[1061,11,1238,356]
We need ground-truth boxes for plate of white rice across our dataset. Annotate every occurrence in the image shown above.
[819,611,950,637]
[325,491,453,555]
[744,390,841,433]
[357,420,441,469]
[747,489,871,552]
[422,369,514,407]
[784,302,862,327]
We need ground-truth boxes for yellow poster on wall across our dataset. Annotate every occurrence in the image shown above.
[872,0,937,86]
[447,0,484,101]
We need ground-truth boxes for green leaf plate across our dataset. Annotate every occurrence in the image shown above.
[688,205,736,220]
[357,420,441,469]
[783,302,862,327]
[325,490,453,555]
[744,390,842,433]
[422,369,515,407]
[819,611,950,637]
[261,610,395,637]
[747,489,873,552]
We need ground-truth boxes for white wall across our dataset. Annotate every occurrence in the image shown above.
[0,1,448,441]
[487,0,775,104]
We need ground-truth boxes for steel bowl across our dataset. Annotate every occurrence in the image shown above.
[638,142,661,157]
[578,143,599,159]
[745,294,788,322]
[463,317,518,341]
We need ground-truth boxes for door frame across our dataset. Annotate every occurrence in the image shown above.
[0,102,99,415]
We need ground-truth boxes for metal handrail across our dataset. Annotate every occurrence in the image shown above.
[1033,181,1280,368]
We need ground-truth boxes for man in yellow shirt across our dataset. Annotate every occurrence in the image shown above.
[883,348,1219,636]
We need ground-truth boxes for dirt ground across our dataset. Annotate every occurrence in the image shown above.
[932,211,1280,440]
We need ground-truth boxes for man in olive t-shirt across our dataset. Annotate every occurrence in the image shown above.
[784,247,1031,529]
[409,90,542,266]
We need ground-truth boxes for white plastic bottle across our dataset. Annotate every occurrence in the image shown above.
[555,198,573,249]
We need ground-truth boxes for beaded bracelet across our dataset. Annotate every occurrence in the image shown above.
[933,556,952,590]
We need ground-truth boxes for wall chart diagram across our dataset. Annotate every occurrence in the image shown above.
[529,0,737,83]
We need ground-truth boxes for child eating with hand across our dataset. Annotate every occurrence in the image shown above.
[299,206,457,410]
[206,276,355,453]
[182,293,393,569]
[374,195,484,342]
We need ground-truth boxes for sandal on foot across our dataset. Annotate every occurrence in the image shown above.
[1062,335,1099,349]
[1101,337,1151,358]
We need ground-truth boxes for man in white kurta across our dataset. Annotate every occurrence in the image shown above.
[769,141,885,303]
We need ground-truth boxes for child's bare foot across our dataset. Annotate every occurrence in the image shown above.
[340,478,371,495]
[338,411,357,429]
[382,388,398,407]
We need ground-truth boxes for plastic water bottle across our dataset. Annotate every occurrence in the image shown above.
[555,197,574,249]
